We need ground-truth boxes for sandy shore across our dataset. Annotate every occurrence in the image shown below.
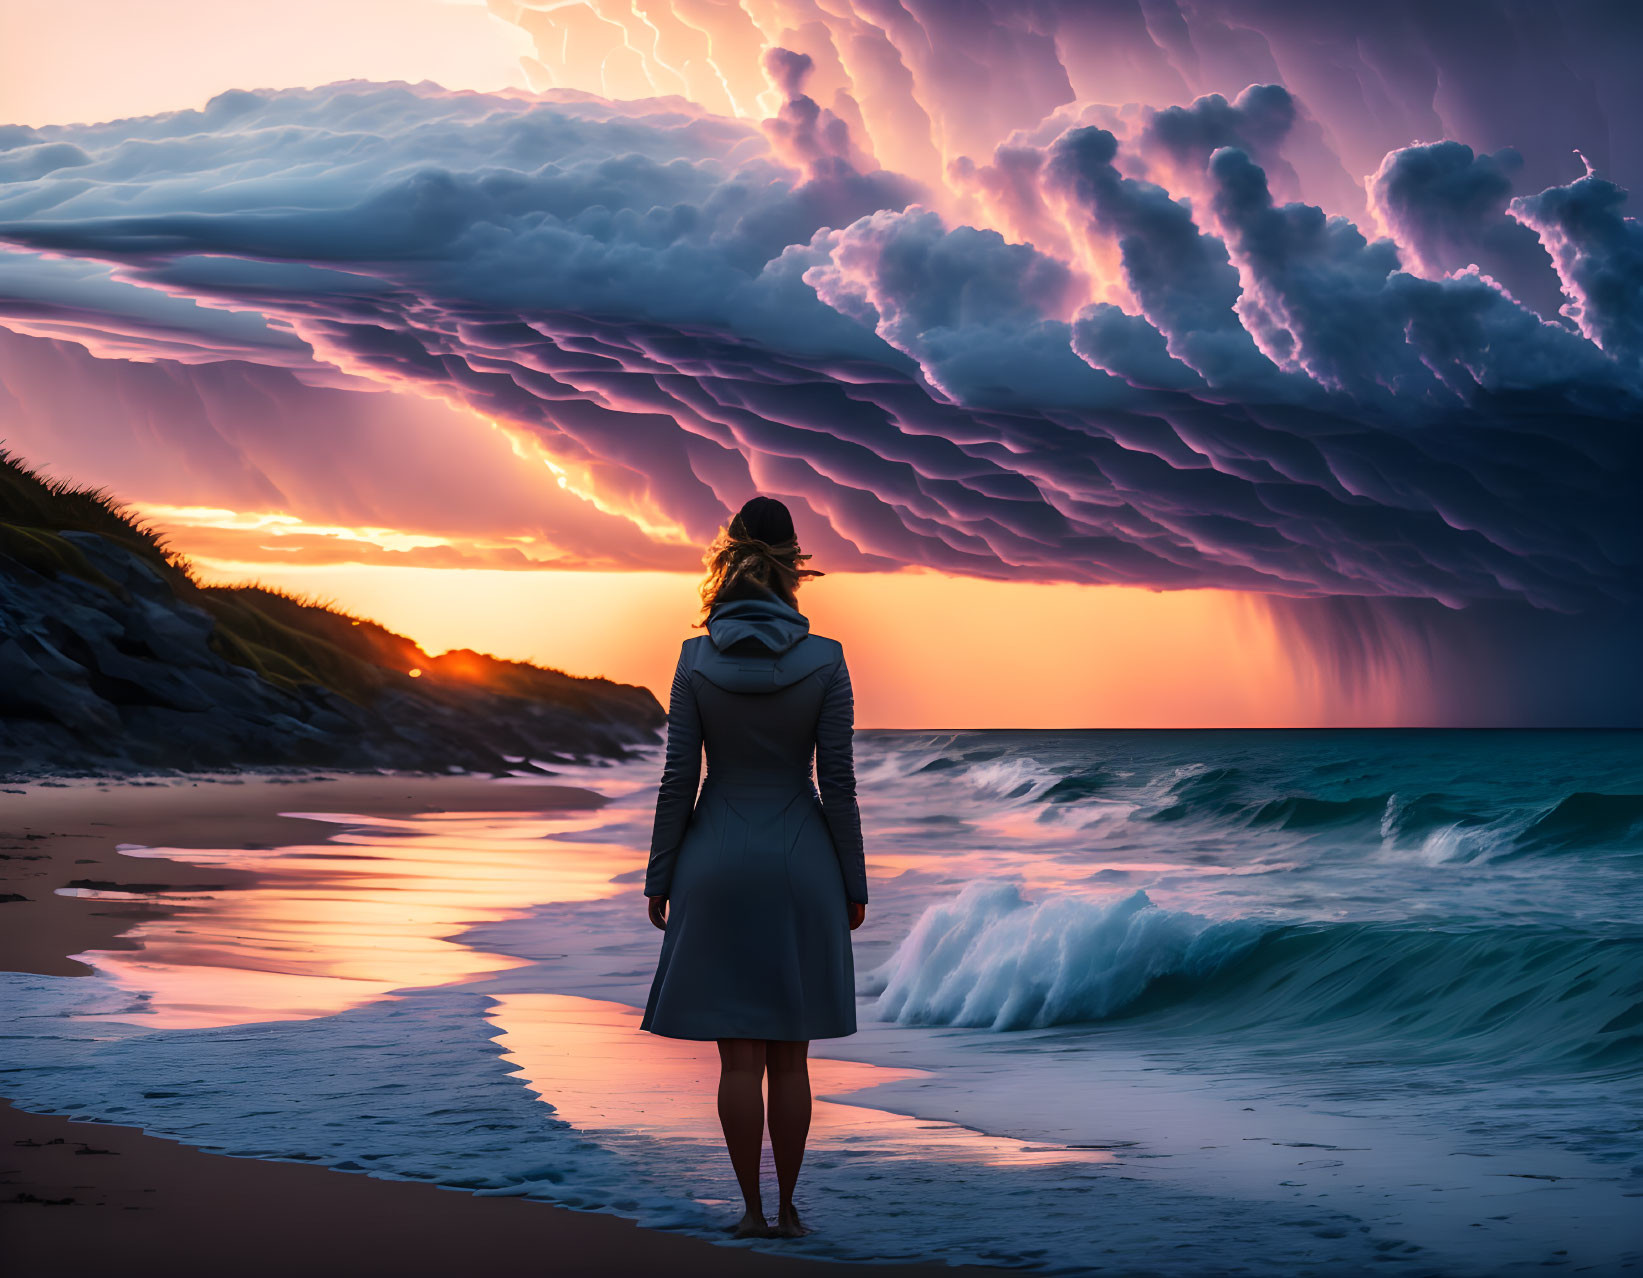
[1,1100,969,1278]
[0,772,972,1278]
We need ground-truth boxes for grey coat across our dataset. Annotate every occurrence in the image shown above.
[640,585,866,1041]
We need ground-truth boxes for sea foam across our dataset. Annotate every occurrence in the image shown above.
[861,882,1260,1031]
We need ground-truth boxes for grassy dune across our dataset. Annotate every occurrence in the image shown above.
[0,448,661,772]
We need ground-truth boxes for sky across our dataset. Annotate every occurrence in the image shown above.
[0,0,1638,726]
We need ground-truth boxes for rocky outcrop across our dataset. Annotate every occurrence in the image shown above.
[0,528,663,778]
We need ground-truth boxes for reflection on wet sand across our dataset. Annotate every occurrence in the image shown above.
[490,993,1115,1169]
[46,797,1109,1173]
[60,808,644,1029]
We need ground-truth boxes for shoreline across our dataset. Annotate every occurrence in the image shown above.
[0,1101,960,1278]
[0,772,975,1278]
[0,770,608,978]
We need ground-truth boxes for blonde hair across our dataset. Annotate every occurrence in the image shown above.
[696,511,825,623]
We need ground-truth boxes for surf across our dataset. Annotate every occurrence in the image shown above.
[863,881,1643,1074]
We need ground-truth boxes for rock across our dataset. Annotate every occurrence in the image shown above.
[0,637,121,736]
[120,595,218,666]
[72,639,218,713]
[0,529,663,777]
[58,531,172,598]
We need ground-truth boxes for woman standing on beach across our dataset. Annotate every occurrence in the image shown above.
[641,495,868,1241]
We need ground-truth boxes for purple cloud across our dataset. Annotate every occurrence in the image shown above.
[0,79,1638,726]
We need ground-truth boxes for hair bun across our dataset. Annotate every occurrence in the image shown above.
[733,495,796,545]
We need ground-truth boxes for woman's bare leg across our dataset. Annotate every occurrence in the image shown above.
[716,1038,769,1236]
[764,1039,813,1237]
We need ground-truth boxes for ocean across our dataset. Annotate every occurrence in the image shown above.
[5,730,1641,1274]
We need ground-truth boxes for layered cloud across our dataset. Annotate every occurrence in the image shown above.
[500,0,1643,219]
[0,327,693,574]
[0,66,1639,719]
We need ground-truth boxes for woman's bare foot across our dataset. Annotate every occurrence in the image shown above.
[730,1209,772,1238]
[774,1202,812,1238]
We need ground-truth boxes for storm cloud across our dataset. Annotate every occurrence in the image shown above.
[0,62,1639,720]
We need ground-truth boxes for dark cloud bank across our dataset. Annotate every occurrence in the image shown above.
[0,39,1638,722]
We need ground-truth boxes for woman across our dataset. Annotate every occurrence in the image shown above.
[641,495,868,1241]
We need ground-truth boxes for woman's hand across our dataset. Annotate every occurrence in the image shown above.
[647,895,668,930]
[848,901,866,931]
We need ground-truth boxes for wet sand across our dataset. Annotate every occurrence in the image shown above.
[0,772,608,979]
[0,772,973,1278]
[1,1100,964,1278]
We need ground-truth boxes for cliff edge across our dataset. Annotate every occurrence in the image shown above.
[0,450,663,777]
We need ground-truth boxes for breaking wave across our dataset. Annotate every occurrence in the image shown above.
[863,882,1643,1072]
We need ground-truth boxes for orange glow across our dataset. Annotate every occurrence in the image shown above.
[178,558,1409,727]
[130,504,464,553]
[434,649,491,682]
[129,502,582,571]
[491,993,1115,1168]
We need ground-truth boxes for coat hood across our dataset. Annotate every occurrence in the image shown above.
[693,586,838,694]
[705,590,810,654]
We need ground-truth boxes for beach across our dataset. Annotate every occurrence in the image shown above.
[0,773,968,1278]
[3,737,1639,1277]
[0,1100,949,1278]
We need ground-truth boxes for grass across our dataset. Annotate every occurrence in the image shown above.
[0,447,653,713]
[0,444,191,593]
